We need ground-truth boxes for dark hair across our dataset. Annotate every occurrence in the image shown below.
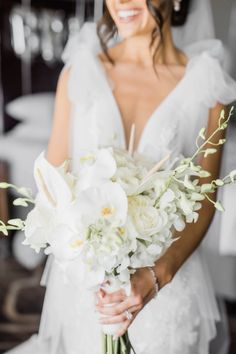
[97,0,192,71]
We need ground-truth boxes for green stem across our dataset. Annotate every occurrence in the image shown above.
[124,332,136,354]
[120,336,127,354]
[114,338,119,354]
[207,141,223,147]
[102,333,107,354]
[107,335,113,354]
[204,193,216,205]
[191,107,233,162]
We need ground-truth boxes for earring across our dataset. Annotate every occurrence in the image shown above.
[173,0,182,12]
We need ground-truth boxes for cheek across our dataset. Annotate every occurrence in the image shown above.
[130,9,157,38]
[140,9,156,30]
[105,0,116,21]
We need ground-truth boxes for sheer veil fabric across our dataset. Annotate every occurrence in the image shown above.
[172,0,215,49]
[5,0,236,353]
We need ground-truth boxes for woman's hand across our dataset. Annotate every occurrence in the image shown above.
[95,261,173,337]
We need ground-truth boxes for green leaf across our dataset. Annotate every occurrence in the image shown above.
[0,225,8,236]
[184,175,195,190]
[214,179,224,187]
[218,139,226,145]
[175,165,188,174]
[204,148,217,158]
[192,178,200,186]
[220,122,228,130]
[6,226,20,231]
[0,182,12,189]
[190,192,205,201]
[215,201,225,212]
[220,109,225,120]
[13,198,29,207]
[190,163,201,172]
[201,184,214,193]
[199,127,206,140]
[8,218,24,228]
[181,158,192,165]
[199,170,211,178]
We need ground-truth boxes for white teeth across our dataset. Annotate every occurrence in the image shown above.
[118,10,140,18]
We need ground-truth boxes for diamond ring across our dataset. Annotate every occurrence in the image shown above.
[124,310,133,321]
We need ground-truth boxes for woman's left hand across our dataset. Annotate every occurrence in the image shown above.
[95,267,162,337]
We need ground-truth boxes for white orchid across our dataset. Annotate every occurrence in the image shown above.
[76,181,128,225]
[24,153,84,258]
[76,148,117,192]
[34,152,75,209]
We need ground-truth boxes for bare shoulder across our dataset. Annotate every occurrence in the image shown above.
[57,66,71,93]
[47,67,72,166]
[97,42,125,65]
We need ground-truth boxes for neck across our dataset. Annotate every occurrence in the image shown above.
[115,23,185,67]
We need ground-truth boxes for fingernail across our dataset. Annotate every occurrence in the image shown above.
[99,291,105,299]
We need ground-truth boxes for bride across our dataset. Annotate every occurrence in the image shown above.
[6,0,236,353]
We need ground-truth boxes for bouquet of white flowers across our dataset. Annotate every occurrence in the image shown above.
[1,108,236,354]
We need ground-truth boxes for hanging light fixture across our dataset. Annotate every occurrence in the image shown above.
[9,0,33,95]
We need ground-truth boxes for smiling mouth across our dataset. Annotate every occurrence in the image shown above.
[117,9,142,23]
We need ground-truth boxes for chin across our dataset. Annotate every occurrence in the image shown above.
[117,22,155,40]
[118,26,142,39]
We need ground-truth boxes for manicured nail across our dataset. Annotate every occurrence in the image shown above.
[99,290,105,299]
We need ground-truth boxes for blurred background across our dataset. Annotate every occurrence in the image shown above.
[0,0,236,353]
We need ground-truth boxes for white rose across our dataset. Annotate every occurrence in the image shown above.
[129,195,168,238]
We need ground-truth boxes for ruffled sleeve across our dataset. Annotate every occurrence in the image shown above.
[202,54,236,107]
[184,39,236,108]
[60,22,104,106]
[61,22,100,67]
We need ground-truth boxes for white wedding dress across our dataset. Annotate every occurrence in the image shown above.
[6,22,236,354]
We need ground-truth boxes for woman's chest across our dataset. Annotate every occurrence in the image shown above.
[105,63,186,148]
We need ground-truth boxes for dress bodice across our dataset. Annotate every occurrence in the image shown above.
[62,23,235,158]
[62,22,236,258]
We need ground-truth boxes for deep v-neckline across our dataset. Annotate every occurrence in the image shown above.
[95,53,191,152]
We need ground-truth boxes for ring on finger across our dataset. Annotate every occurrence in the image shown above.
[124,310,133,321]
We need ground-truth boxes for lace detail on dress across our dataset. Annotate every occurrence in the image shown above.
[128,250,218,354]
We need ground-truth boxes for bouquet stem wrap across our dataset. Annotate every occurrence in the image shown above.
[101,280,134,354]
